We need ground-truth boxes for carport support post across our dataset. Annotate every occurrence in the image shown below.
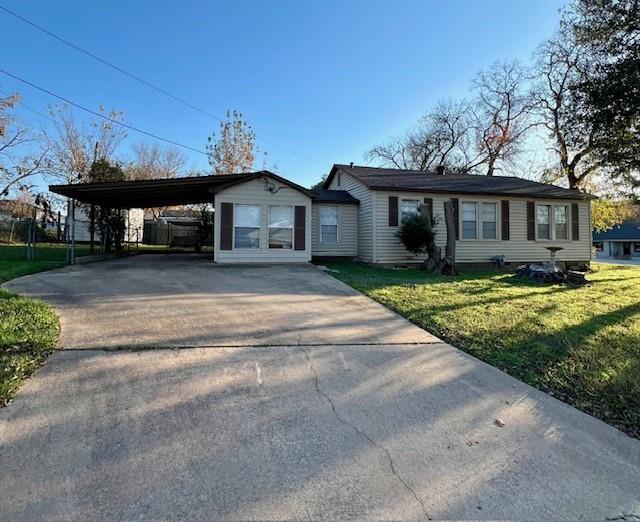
[89,203,95,253]
[70,198,76,265]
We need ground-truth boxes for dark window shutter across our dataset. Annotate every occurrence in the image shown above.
[220,202,233,250]
[527,201,535,240]
[294,205,306,250]
[501,200,510,240]
[423,198,433,223]
[388,196,399,226]
[451,198,459,240]
[571,203,580,241]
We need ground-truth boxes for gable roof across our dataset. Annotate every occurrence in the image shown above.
[312,189,359,204]
[593,221,640,241]
[324,164,591,201]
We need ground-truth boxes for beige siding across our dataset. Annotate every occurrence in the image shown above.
[214,178,312,263]
[373,190,592,264]
[327,172,374,261]
[311,203,358,257]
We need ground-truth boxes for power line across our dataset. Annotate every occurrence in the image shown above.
[0,4,329,168]
[0,68,209,156]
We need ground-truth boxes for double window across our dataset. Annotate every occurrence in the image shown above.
[462,201,498,240]
[537,204,569,240]
[320,206,338,243]
[400,199,420,222]
[268,206,293,249]
[234,204,260,249]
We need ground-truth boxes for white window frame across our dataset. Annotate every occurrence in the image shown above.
[268,205,294,250]
[460,200,501,241]
[319,205,339,244]
[400,199,420,222]
[535,203,570,242]
[233,204,261,250]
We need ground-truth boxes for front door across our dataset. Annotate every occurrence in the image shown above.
[623,242,632,257]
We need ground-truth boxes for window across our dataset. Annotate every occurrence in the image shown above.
[634,242,640,252]
[481,203,497,239]
[537,205,550,240]
[234,204,260,249]
[462,202,477,239]
[268,205,293,249]
[554,206,568,240]
[400,199,420,222]
[320,206,338,243]
[593,241,604,252]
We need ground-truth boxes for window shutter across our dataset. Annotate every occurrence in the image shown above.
[294,205,306,250]
[501,200,510,240]
[388,196,398,226]
[451,198,459,240]
[220,202,233,250]
[423,198,433,224]
[571,203,580,241]
[526,201,535,240]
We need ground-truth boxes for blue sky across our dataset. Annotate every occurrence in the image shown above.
[2,0,566,188]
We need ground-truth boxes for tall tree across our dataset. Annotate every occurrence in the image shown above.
[567,0,640,188]
[0,91,50,197]
[366,100,476,172]
[470,61,537,176]
[206,110,257,175]
[533,28,602,190]
[42,104,127,184]
[126,143,187,180]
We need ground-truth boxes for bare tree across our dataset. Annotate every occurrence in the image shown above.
[42,104,127,184]
[532,30,602,189]
[0,92,50,197]
[366,100,476,172]
[469,61,537,176]
[206,110,257,175]
[126,143,187,180]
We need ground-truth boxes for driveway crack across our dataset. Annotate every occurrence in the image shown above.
[300,347,431,520]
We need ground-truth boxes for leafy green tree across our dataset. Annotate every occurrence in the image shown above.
[396,212,436,256]
[592,199,637,232]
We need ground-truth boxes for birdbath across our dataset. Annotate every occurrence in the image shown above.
[545,246,564,269]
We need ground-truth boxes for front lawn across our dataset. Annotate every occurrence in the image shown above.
[0,246,66,406]
[326,261,640,438]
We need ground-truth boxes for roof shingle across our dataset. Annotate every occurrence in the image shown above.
[326,164,591,200]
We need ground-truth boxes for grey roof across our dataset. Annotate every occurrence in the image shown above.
[593,222,640,241]
[325,164,591,200]
[312,189,359,204]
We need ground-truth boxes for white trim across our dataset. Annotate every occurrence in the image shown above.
[233,203,261,250]
[459,199,501,241]
[535,203,570,242]
[319,205,340,244]
[267,204,294,250]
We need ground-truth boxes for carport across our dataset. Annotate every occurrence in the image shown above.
[49,170,298,261]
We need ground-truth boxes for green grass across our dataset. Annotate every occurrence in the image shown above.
[0,243,72,406]
[326,261,640,438]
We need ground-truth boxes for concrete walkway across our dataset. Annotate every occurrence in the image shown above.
[1,256,639,520]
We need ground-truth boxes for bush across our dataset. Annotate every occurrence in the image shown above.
[395,213,436,255]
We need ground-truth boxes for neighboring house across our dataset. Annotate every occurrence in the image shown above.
[51,165,592,266]
[593,221,640,260]
[65,206,144,243]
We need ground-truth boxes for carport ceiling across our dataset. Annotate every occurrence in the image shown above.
[50,172,269,209]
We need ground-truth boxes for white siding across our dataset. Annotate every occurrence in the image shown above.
[373,190,592,264]
[214,178,311,263]
[311,203,358,257]
[327,172,374,261]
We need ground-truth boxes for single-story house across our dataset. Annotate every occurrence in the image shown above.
[593,221,640,260]
[50,164,593,266]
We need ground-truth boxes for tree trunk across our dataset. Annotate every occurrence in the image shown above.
[433,199,457,275]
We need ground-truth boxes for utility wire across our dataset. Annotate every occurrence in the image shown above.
[0,4,329,168]
[0,68,208,156]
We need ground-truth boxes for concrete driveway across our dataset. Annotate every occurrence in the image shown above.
[3,254,437,348]
[1,255,639,520]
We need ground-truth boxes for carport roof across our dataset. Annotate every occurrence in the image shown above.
[49,171,315,209]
